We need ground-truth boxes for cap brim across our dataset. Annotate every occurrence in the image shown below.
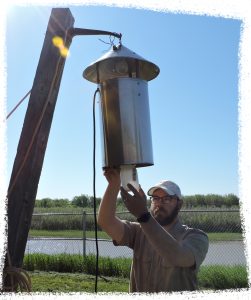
[147,186,176,197]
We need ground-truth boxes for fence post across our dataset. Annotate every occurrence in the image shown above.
[82,211,86,257]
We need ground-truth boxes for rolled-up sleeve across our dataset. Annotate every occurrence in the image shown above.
[113,220,140,249]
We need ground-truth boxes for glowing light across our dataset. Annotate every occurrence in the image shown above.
[60,47,69,58]
[52,36,70,58]
[52,36,63,47]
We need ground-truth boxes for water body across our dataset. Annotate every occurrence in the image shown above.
[25,238,247,266]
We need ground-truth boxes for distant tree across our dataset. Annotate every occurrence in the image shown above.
[182,196,194,208]
[53,198,70,207]
[204,194,215,207]
[35,199,41,207]
[35,198,70,208]
[89,196,101,207]
[38,198,53,208]
[71,194,89,207]
[182,193,239,208]
[225,194,239,207]
[194,194,206,207]
[212,195,224,208]
[35,192,239,209]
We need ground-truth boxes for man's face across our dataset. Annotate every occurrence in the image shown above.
[150,188,181,226]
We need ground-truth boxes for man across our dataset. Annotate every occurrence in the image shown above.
[98,168,209,293]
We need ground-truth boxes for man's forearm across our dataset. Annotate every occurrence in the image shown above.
[140,216,195,267]
[98,184,119,226]
[98,184,125,242]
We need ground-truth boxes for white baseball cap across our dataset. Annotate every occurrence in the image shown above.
[147,180,182,199]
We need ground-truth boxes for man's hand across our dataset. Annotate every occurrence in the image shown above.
[120,184,148,218]
[103,167,121,191]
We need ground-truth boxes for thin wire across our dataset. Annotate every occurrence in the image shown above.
[93,87,100,293]
[98,35,115,46]
[6,90,31,120]
[98,38,112,45]
[7,56,62,199]
[109,35,115,45]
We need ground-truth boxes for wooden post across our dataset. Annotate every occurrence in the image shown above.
[6,8,75,269]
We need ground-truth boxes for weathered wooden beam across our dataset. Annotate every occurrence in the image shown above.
[7,8,75,268]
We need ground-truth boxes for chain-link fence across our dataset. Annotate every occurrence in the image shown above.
[26,209,246,266]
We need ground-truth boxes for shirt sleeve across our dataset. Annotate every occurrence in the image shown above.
[112,220,140,249]
[182,230,209,271]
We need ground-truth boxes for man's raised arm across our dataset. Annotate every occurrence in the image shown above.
[97,168,125,243]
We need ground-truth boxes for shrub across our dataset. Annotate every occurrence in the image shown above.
[198,265,248,289]
[35,198,71,208]
[180,210,242,233]
[23,254,131,278]
[31,209,242,233]
[71,195,89,208]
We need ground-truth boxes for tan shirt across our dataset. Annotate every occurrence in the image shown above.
[114,218,209,293]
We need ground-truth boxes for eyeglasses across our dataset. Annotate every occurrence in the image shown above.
[150,195,178,204]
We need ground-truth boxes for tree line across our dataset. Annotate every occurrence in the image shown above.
[35,193,239,209]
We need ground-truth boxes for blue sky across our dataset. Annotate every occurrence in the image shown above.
[5,5,241,200]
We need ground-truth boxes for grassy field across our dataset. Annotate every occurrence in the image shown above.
[23,253,248,291]
[30,207,242,234]
[29,271,129,293]
[20,253,249,293]
[27,263,248,293]
[29,229,243,241]
[29,229,108,239]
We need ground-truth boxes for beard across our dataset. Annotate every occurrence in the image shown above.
[151,203,180,226]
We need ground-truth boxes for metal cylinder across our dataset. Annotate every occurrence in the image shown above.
[99,77,153,168]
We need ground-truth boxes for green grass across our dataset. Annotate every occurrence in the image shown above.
[33,207,93,214]
[29,271,129,293]
[198,265,248,290]
[23,254,248,291]
[24,254,131,278]
[207,232,243,241]
[27,264,248,293]
[29,229,243,241]
[29,230,110,239]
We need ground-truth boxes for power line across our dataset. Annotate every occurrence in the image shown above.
[6,90,31,120]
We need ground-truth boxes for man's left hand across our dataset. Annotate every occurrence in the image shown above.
[120,184,148,218]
